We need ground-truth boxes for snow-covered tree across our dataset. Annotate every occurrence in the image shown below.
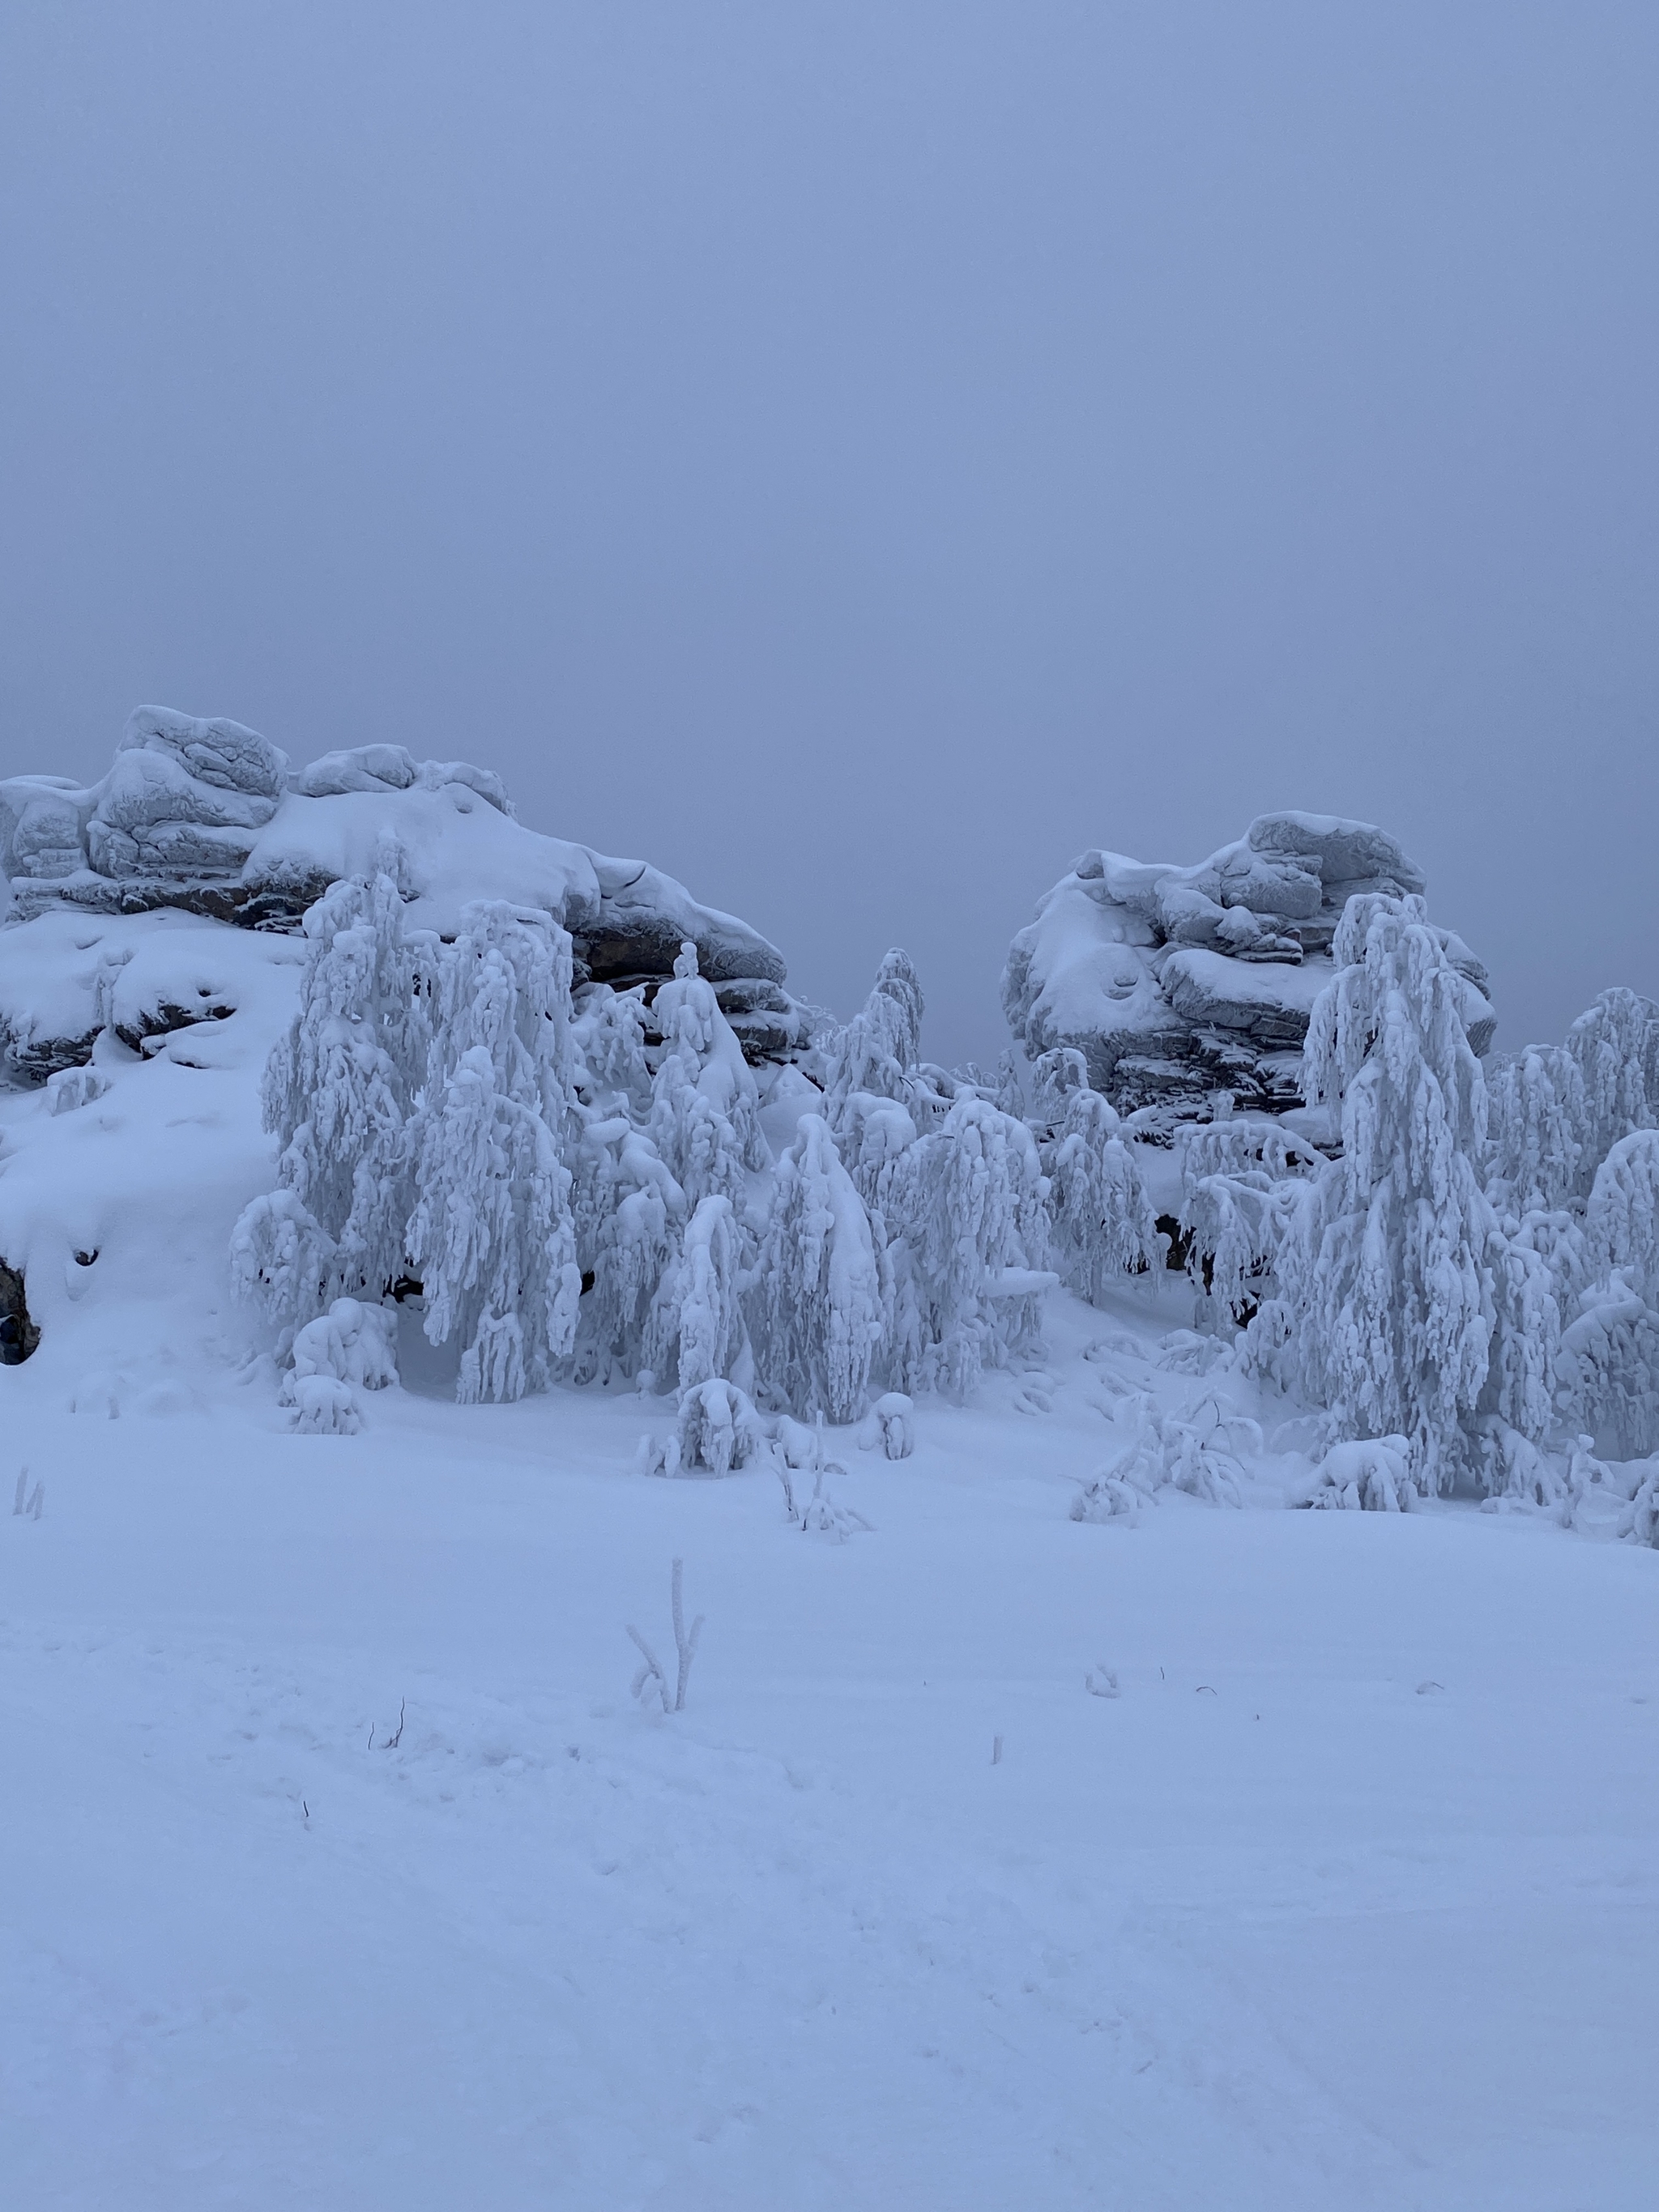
[649,1044,748,1217]
[404,903,582,1401]
[577,1122,684,1386]
[1550,1130,1659,1460]
[1043,1085,1158,1306]
[746,1114,882,1422]
[650,941,766,1174]
[1565,987,1659,1182]
[573,983,654,1119]
[889,1095,1051,1400]
[1175,1116,1320,1330]
[1585,1128,1659,1296]
[645,1191,748,1395]
[1253,893,1495,1491]
[229,1187,339,1337]
[821,948,926,1123]
[1484,1044,1584,1218]
[241,860,433,1330]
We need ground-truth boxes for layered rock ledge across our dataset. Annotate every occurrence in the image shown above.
[1,707,814,1072]
[1003,809,1494,1131]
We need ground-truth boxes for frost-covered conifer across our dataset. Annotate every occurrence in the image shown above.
[649,1044,748,1216]
[1255,894,1495,1490]
[578,1124,685,1386]
[229,1188,339,1334]
[1554,1130,1659,1459]
[1484,1045,1584,1218]
[1559,1271,1659,1460]
[573,983,654,1119]
[650,941,767,1172]
[646,1192,748,1394]
[747,1114,882,1422]
[1585,1128,1659,1297]
[405,902,582,1401]
[1565,987,1659,1180]
[1043,1086,1158,1306]
[1175,1118,1320,1330]
[890,1096,1051,1400]
[233,859,433,1332]
[821,949,925,1123]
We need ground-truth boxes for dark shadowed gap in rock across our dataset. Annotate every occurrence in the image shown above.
[0,1261,40,1363]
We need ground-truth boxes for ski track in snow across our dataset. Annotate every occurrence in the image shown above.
[2,1298,1656,2210]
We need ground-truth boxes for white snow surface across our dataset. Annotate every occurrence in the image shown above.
[0,910,1655,2208]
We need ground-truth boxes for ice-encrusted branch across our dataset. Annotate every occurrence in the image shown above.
[627,1558,704,1714]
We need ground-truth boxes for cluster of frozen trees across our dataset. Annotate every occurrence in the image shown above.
[232,849,1659,1540]
[232,858,1161,1434]
[1173,892,1659,1521]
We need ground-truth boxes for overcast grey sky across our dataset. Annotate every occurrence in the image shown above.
[2,3,1655,1064]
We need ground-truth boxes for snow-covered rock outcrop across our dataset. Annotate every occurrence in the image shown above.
[0,706,812,1073]
[1002,810,1494,1131]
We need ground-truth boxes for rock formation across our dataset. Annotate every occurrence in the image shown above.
[1003,810,1494,1133]
[0,707,815,1070]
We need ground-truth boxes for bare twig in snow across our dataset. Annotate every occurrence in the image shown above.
[670,1558,704,1714]
[627,1559,704,1714]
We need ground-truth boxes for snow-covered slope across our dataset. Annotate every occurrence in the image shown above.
[0,739,1654,2210]
[3,1268,1656,2210]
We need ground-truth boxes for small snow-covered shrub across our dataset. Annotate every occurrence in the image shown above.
[1618,1462,1659,1548]
[641,1378,766,1478]
[278,1297,398,1434]
[1294,1436,1415,1511]
[795,1467,873,1542]
[857,1392,915,1460]
[1157,1329,1230,1376]
[45,1065,112,1115]
[1069,1470,1141,1525]
[286,1375,362,1436]
[1075,1392,1253,1516]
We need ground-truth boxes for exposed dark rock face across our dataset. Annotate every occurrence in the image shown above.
[1004,810,1495,1133]
[0,1260,39,1364]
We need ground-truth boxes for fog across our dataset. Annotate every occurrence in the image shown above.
[2,2,1655,1065]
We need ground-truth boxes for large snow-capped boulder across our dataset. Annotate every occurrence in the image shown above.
[1,709,807,1063]
[1003,810,1494,1129]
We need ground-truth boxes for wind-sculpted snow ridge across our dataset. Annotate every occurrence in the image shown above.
[0,704,814,1072]
[1003,809,1495,1135]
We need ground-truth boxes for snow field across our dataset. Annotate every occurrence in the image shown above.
[2,1303,1655,2210]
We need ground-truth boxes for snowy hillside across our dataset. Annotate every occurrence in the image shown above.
[2,710,1656,2209]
